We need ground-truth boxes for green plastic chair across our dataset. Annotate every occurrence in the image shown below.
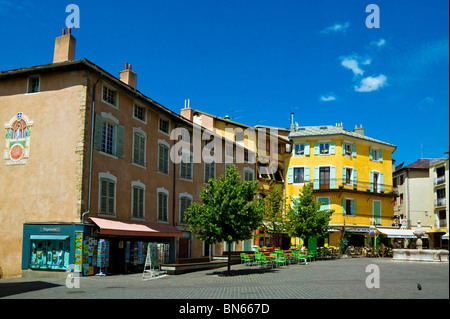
[276,255,288,268]
[307,251,316,262]
[296,252,308,265]
[259,254,273,269]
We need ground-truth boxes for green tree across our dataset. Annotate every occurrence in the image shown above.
[260,180,289,248]
[286,184,333,242]
[184,166,263,276]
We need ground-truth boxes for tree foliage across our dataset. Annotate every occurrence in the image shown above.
[184,165,263,275]
[286,184,333,240]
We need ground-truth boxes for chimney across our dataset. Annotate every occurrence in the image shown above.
[53,28,76,63]
[354,124,364,136]
[119,62,137,89]
[290,112,295,131]
[180,99,194,121]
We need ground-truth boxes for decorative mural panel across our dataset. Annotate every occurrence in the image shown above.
[4,112,34,165]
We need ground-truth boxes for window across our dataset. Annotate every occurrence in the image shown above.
[320,167,330,189]
[320,143,330,154]
[27,76,40,93]
[342,198,356,216]
[345,168,353,184]
[295,144,305,156]
[294,167,304,183]
[159,118,170,135]
[29,238,70,270]
[204,159,215,183]
[436,188,446,207]
[317,197,330,210]
[437,210,447,228]
[102,84,118,107]
[399,193,404,206]
[435,166,446,186]
[180,151,193,180]
[132,186,145,219]
[370,171,384,193]
[99,178,116,215]
[157,189,169,222]
[102,121,114,155]
[225,144,235,158]
[244,168,254,181]
[244,149,249,163]
[370,147,383,162]
[373,200,381,225]
[158,141,169,174]
[133,131,146,166]
[342,142,355,157]
[133,104,146,122]
[179,194,192,224]
[94,113,124,158]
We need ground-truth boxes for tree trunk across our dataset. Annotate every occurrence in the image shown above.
[227,241,231,276]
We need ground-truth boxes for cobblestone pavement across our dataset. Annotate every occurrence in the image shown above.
[1,258,448,304]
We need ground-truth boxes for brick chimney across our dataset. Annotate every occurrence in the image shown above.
[180,99,194,121]
[353,124,364,136]
[119,62,137,89]
[53,28,76,63]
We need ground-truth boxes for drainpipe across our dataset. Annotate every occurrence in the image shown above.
[81,74,103,224]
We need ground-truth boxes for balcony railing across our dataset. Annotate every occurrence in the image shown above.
[437,219,447,228]
[311,178,397,194]
[435,198,447,207]
[435,175,446,186]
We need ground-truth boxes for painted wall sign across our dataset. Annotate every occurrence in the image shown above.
[4,112,34,165]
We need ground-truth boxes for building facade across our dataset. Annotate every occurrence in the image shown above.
[0,30,254,278]
[286,123,397,248]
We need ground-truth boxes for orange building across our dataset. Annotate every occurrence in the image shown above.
[0,30,254,278]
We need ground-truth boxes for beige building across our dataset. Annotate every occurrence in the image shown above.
[0,29,254,278]
[393,157,448,248]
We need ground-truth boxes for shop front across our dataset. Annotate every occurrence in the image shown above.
[88,217,182,275]
[22,223,94,277]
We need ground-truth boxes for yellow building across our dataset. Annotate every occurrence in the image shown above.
[286,123,397,248]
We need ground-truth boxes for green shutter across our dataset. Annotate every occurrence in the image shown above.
[116,125,124,158]
[304,167,310,182]
[314,167,319,189]
[369,147,373,160]
[352,199,357,215]
[314,142,319,155]
[287,167,293,184]
[93,114,103,150]
[352,144,356,157]
[342,198,346,215]
[304,143,310,156]
[373,201,381,224]
[370,171,374,192]
[380,173,384,192]
[353,169,358,185]
[379,149,383,162]
[330,141,335,155]
[330,166,336,189]
[342,167,346,182]
[342,142,346,155]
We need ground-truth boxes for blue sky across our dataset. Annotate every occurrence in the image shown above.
[1,0,448,166]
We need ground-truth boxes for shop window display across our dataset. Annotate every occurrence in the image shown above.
[30,239,70,270]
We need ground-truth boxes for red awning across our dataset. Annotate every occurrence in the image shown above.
[89,217,183,237]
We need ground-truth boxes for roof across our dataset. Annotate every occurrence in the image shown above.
[289,125,396,149]
[402,158,447,170]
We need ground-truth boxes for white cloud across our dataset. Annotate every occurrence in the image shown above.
[320,94,336,102]
[371,38,386,48]
[354,75,387,92]
[341,57,365,76]
[321,22,350,34]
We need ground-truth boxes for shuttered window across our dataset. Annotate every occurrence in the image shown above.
[132,186,145,219]
[157,191,168,222]
[133,132,146,166]
[158,143,169,174]
[100,178,115,215]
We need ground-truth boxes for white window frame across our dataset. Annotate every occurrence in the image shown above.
[292,165,306,184]
[319,141,331,155]
[99,112,120,158]
[98,172,117,216]
[157,187,169,223]
[294,143,306,156]
[343,141,354,157]
[133,103,147,123]
[158,116,170,136]
[131,180,146,220]
[101,83,119,108]
[343,198,355,216]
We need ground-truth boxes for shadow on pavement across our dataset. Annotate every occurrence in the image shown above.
[206,267,280,277]
[0,281,62,298]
